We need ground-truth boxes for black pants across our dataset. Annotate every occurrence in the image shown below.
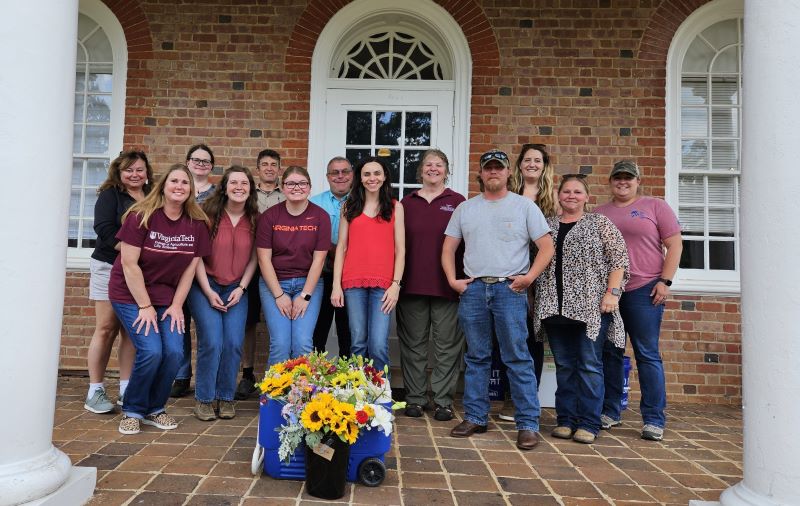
[312,271,352,356]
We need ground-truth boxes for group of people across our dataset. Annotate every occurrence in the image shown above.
[84,142,680,447]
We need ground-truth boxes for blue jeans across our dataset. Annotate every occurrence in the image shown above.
[345,287,392,374]
[175,301,192,381]
[259,277,323,366]
[458,279,540,432]
[603,279,667,427]
[545,314,610,435]
[112,302,183,418]
[188,280,248,403]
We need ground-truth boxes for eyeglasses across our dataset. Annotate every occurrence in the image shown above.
[284,181,310,190]
[189,157,213,167]
[327,169,352,177]
[480,150,509,166]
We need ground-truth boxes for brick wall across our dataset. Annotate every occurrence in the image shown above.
[60,0,741,404]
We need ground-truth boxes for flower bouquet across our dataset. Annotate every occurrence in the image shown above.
[257,352,403,497]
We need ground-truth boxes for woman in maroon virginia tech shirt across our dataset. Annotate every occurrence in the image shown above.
[109,164,210,436]
[397,149,465,422]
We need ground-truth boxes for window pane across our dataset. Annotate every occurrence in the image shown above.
[701,19,738,50]
[382,149,400,181]
[70,189,81,216]
[711,76,738,105]
[711,107,738,136]
[709,241,735,270]
[681,107,708,136]
[681,139,708,170]
[681,77,707,105]
[404,150,423,184]
[87,95,111,122]
[711,46,738,72]
[679,207,704,235]
[87,159,109,186]
[85,28,113,62]
[708,208,735,235]
[75,70,86,92]
[680,240,705,269]
[345,148,371,166]
[78,14,95,41]
[68,220,80,248]
[346,111,372,145]
[74,93,85,122]
[375,111,401,146]
[679,175,704,205]
[683,38,714,72]
[708,176,736,206]
[88,67,113,92]
[73,123,83,153]
[711,140,738,171]
[85,124,110,153]
[72,160,84,186]
[82,190,95,217]
[404,112,431,146]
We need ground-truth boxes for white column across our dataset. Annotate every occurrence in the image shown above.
[0,1,95,505]
[718,1,800,504]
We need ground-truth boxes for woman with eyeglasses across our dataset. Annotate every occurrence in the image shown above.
[397,149,465,422]
[84,150,153,414]
[331,156,405,375]
[496,144,560,422]
[110,164,211,435]
[188,166,259,421]
[595,160,682,442]
[172,144,217,398]
[256,166,330,365]
[534,174,628,444]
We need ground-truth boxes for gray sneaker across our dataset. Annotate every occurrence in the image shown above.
[600,414,621,430]
[116,393,124,407]
[641,424,664,441]
[84,388,115,414]
[194,402,216,421]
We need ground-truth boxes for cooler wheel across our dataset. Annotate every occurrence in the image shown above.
[357,457,386,487]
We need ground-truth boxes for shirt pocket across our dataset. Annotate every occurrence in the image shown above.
[498,216,524,242]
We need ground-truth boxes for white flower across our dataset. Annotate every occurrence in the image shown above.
[370,405,394,435]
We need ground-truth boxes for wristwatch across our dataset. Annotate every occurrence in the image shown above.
[300,292,312,301]
[607,287,622,297]
[658,278,673,287]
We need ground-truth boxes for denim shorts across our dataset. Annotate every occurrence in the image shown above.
[89,258,113,301]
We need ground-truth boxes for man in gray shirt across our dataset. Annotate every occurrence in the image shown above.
[442,149,554,450]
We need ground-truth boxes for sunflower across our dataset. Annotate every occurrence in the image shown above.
[300,399,325,431]
[343,421,359,444]
[330,374,349,388]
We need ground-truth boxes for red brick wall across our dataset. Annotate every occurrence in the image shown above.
[60,0,741,405]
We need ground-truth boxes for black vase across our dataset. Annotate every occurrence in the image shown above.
[304,433,350,500]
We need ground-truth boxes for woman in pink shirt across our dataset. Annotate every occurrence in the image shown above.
[594,160,682,441]
[188,166,259,422]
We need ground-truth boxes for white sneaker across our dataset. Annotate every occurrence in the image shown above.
[600,414,621,430]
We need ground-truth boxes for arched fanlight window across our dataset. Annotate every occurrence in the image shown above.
[337,30,444,80]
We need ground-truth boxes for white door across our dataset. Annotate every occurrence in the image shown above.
[322,88,454,199]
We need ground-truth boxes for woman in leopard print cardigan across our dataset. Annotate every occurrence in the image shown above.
[534,175,629,444]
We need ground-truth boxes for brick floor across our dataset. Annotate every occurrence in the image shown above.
[53,376,742,505]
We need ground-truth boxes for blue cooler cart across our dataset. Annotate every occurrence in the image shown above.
[251,396,391,486]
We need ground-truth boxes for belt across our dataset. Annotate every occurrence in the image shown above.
[478,276,511,284]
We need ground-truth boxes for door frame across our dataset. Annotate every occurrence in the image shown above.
[307,0,471,196]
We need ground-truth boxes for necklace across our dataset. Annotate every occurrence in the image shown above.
[196,181,210,196]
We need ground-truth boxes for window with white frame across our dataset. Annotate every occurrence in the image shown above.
[668,1,743,293]
[69,0,126,268]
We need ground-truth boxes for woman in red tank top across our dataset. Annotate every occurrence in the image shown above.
[331,156,405,374]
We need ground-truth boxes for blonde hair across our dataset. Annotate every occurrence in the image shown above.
[416,149,450,184]
[511,144,557,217]
[123,163,210,228]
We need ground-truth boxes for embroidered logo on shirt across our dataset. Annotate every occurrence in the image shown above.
[440,204,456,212]
[630,209,648,220]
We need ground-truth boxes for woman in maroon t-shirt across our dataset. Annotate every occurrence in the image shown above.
[256,166,331,366]
[109,164,211,436]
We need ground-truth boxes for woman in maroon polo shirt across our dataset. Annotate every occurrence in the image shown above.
[397,149,465,422]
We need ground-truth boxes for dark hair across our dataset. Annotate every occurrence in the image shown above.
[257,149,281,166]
[202,166,259,239]
[344,156,394,222]
[98,150,154,195]
[186,144,215,165]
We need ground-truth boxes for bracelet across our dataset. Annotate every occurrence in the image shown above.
[138,304,153,311]
[239,285,247,293]
[274,292,284,299]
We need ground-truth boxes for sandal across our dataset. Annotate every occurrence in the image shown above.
[404,403,424,417]
[434,404,454,422]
